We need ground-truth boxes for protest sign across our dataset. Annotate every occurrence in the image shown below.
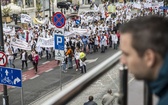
[36,37,54,48]
[21,14,32,23]
[11,37,31,50]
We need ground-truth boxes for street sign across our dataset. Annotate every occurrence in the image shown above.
[54,34,65,50]
[0,67,22,87]
[52,12,66,28]
[0,51,7,66]
[54,28,65,61]
[55,50,65,61]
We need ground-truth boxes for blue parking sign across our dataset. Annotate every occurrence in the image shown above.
[54,34,64,50]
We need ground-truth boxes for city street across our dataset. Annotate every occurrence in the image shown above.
[0,47,119,105]
[0,1,162,105]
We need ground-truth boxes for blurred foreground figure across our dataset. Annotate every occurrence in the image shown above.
[84,96,97,105]
[120,15,168,105]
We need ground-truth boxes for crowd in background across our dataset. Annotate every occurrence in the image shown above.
[3,1,164,74]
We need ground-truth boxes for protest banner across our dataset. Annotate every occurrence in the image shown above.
[36,37,54,48]
[11,37,31,50]
[3,27,15,36]
[21,14,32,23]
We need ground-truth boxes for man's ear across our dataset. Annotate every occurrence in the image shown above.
[144,49,156,68]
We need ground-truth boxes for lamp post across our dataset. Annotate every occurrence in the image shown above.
[0,2,9,105]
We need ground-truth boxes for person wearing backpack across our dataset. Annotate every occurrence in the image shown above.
[33,51,39,74]
[66,46,73,69]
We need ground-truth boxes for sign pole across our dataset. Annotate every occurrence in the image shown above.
[0,2,9,105]
[21,87,24,105]
[60,59,62,91]
[49,0,51,21]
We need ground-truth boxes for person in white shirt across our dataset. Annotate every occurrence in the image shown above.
[13,47,18,60]
[94,34,99,52]
[74,48,80,71]
[7,48,15,68]
[100,34,107,53]
[111,31,118,50]
[20,50,28,70]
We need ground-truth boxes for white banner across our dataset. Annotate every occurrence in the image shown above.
[133,3,141,9]
[72,28,88,34]
[3,27,15,35]
[21,14,32,23]
[33,18,48,25]
[11,37,31,50]
[36,37,54,48]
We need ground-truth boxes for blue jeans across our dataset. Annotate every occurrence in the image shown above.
[68,57,73,68]
[89,44,94,53]
[62,62,66,71]
[8,59,15,68]
[83,44,87,52]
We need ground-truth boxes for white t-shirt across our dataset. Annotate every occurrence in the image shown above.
[22,52,26,60]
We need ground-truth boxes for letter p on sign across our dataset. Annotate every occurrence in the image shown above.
[57,36,62,45]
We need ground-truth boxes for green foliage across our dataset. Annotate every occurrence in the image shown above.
[2,6,12,17]
[164,0,168,6]
[36,3,42,12]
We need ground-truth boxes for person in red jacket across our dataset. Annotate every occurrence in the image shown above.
[33,51,39,74]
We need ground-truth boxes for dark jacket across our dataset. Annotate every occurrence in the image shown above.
[84,101,97,105]
[20,52,28,60]
[149,53,168,105]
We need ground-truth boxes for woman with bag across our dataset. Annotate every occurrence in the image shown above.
[33,51,39,74]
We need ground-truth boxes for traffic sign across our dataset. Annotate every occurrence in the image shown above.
[0,51,7,66]
[54,34,65,50]
[55,50,65,61]
[52,12,66,28]
[0,67,22,87]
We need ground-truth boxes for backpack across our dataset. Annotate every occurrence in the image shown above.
[28,54,33,61]
[69,49,74,58]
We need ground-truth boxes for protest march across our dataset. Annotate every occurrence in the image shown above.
[3,0,166,74]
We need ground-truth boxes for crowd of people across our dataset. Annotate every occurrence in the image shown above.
[3,1,165,74]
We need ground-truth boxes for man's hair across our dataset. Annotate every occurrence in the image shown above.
[88,96,94,101]
[119,15,168,58]
[107,89,112,94]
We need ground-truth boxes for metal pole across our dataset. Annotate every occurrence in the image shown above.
[60,59,62,91]
[52,1,55,15]
[118,65,128,105]
[21,87,24,105]
[0,2,9,105]
[49,0,51,21]
[144,82,153,105]
[43,0,45,18]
